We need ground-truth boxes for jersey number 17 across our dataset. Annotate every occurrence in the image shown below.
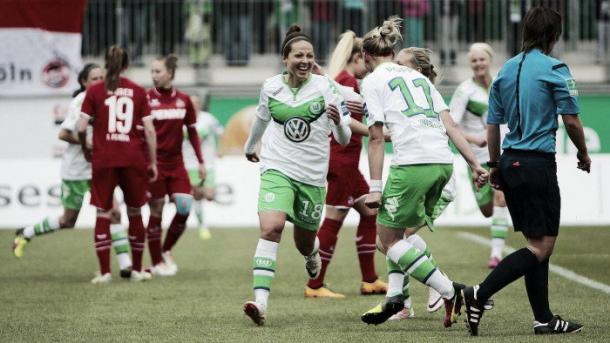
[388,77,437,119]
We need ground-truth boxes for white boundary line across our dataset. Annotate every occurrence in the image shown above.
[457,232,610,295]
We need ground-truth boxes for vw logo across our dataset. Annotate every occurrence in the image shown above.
[284,117,310,142]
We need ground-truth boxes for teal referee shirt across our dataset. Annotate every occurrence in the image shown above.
[487,48,580,154]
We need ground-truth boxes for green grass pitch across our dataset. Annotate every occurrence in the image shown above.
[1,227,609,342]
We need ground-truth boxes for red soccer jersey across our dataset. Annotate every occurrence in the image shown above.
[330,70,363,166]
[147,87,196,165]
[81,77,151,168]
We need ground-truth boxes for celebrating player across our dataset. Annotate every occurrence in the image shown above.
[358,18,488,327]
[146,54,206,276]
[183,94,223,240]
[449,43,509,268]
[13,63,133,277]
[79,45,158,283]
[304,30,387,299]
[242,25,352,326]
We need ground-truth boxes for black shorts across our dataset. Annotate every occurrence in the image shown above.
[498,149,560,238]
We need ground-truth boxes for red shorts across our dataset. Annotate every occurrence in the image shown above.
[91,165,148,210]
[326,164,369,208]
[148,162,191,200]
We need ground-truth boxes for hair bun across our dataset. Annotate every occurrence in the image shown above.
[286,25,302,37]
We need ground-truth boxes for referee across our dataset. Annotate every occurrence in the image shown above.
[462,7,591,336]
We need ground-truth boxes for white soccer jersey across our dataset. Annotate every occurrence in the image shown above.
[60,92,92,180]
[256,73,348,187]
[361,62,453,166]
[183,111,223,170]
[449,78,491,163]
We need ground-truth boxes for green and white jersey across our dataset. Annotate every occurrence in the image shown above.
[449,78,490,163]
[182,111,223,170]
[257,73,347,187]
[60,92,91,181]
[362,62,452,166]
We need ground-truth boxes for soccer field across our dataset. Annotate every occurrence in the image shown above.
[1,227,609,342]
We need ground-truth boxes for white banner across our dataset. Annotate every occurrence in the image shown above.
[0,155,608,229]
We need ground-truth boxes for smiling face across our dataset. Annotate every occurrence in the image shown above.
[283,40,315,84]
[85,67,104,87]
[469,49,491,79]
[151,59,173,89]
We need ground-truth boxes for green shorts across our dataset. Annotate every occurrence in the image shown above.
[189,169,216,188]
[378,164,453,230]
[468,165,493,207]
[61,180,90,210]
[258,170,326,231]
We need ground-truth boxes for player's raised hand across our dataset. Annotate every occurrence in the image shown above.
[327,104,341,125]
[577,151,591,173]
[365,192,382,209]
[246,152,260,163]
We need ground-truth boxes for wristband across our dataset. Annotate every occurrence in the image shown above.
[369,179,383,193]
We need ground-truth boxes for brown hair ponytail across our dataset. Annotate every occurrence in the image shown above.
[104,45,129,92]
[157,53,179,79]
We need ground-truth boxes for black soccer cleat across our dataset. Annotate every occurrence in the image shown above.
[120,267,133,279]
[533,315,583,335]
[462,285,485,336]
[361,294,405,325]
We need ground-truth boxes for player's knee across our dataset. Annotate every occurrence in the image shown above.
[126,207,141,217]
[148,199,164,216]
[376,236,387,254]
[174,193,193,215]
[60,216,78,229]
[405,233,427,251]
[109,209,121,224]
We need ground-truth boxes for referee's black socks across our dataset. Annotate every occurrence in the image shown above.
[525,258,553,323]
[476,248,539,306]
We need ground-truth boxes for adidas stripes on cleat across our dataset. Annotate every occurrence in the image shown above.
[533,315,583,335]
[361,295,404,325]
[462,285,485,336]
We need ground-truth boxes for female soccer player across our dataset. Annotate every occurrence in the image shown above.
[13,63,132,277]
[449,43,509,268]
[146,54,206,276]
[183,94,223,241]
[242,25,352,326]
[304,30,387,299]
[358,18,488,327]
[79,45,158,283]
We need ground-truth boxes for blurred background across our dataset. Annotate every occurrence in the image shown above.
[1,0,609,228]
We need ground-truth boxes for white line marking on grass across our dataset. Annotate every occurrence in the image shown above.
[458,232,610,295]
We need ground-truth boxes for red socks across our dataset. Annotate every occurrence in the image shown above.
[147,215,163,266]
[307,218,342,289]
[162,213,188,253]
[94,216,112,275]
[356,215,378,283]
[128,214,146,272]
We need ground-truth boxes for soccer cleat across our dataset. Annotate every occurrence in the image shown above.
[91,272,112,284]
[488,256,501,269]
[533,315,583,335]
[388,307,415,321]
[243,301,266,326]
[360,279,388,295]
[462,285,485,336]
[361,294,404,325]
[304,286,345,299]
[12,228,29,259]
[427,287,444,313]
[120,268,132,279]
[162,251,178,274]
[130,270,153,282]
[304,252,321,279]
[150,262,176,277]
[199,227,212,240]
[443,282,464,328]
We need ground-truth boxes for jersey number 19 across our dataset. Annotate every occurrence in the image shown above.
[105,96,134,134]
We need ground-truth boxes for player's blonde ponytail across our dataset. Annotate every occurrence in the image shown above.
[363,17,403,57]
[327,31,363,80]
[401,47,440,84]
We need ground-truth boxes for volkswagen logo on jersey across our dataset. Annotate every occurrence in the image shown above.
[284,117,310,142]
